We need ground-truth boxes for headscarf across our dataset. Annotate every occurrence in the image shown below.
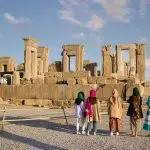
[89,89,97,104]
[75,91,85,105]
[110,89,120,108]
[132,87,140,96]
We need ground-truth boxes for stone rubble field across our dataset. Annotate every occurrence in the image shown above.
[0,106,149,150]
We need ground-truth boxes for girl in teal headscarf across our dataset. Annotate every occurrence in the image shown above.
[74,91,86,134]
[143,96,150,132]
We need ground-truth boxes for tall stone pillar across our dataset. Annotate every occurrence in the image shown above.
[129,48,136,76]
[32,51,37,78]
[13,71,20,85]
[112,54,117,73]
[76,48,81,72]
[102,45,113,76]
[24,45,31,80]
[37,58,44,75]
[43,48,49,73]
[116,46,124,76]
[94,65,97,77]
[23,37,38,80]
[136,43,145,82]
[80,46,84,71]
[63,51,69,72]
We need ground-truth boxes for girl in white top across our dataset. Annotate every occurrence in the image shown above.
[74,91,86,134]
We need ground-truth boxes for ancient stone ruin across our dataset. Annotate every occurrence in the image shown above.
[0,37,149,107]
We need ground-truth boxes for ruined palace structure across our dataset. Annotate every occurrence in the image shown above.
[0,37,148,106]
[102,44,145,82]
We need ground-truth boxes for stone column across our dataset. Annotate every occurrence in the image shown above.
[116,46,123,76]
[63,51,69,72]
[76,48,81,72]
[129,48,136,76]
[13,71,20,85]
[102,45,112,76]
[24,45,31,80]
[23,38,38,80]
[136,44,145,82]
[80,46,84,71]
[43,48,49,73]
[94,65,97,77]
[37,58,44,75]
[31,51,37,78]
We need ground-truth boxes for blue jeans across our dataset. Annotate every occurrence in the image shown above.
[87,121,97,133]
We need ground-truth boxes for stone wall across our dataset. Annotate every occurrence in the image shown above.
[0,84,126,101]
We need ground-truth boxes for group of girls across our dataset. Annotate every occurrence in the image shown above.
[74,87,150,136]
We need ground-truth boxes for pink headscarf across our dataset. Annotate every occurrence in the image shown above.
[85,89,97,116]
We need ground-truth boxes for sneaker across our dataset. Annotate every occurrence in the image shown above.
[77,131,81,135]
[82,131,86,135]
[116,132,119,136]
[110,132,113,136]
[87,131,90,136]
[93,132,96,136]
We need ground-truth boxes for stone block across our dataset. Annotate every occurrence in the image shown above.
[63,100,69,107]
[63,72,76,80]
[144,82,150,87]
[53,100,63,107]
[107,78,118,84]
[57,77,64,84]
[76,71,90,78]
[67,78,76,85]
[31,77,44,84]
[76,78,87,84]
[45,77,57,84]
[68,100,75,107]
[20,79,31,85]
[45,72,62,78]
[0,97,8,105]
[97,77,107,84]
[13,71,20,85]
[87,77,97,84]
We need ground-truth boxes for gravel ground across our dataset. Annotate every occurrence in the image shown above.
[0,106,150,150]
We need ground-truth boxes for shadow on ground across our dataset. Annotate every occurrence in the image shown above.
[0,130,66,150]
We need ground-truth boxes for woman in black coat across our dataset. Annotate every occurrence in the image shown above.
[127,87,143,137]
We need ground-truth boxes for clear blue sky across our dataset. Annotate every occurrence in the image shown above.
[0,0,150,80]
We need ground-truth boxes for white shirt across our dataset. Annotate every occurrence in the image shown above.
[74,101,85,118]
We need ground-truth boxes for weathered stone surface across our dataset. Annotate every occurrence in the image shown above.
[67,78,76,85]
[107,78,118,84]
[24,38,38,80]
[57,77,64,84]
[68,100,75,107]
[0,97,8,104]
[76,78,87,84]
[63,72,76,80]
[45,77,57,84]
[53,100,63,107]
[62,44,84,72]
[97,77,107,84]
[76,71,90,78]
[20,79,31,85]
[45,72,62,78]
[87,77,97,84]
[49,61,62,72]
[0,57,15,72]
[102,45,113,76]
[31,77,44,84]
[13,71,20,85]
[144,82,150,87]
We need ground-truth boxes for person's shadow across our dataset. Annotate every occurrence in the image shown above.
[3,116,76,134]
[0,130,66,150]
